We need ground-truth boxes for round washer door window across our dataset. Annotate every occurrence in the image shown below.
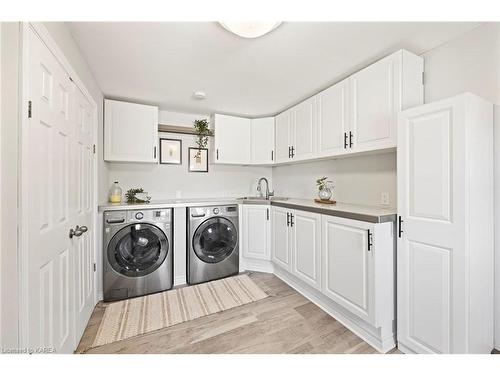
[192,217,237,263]
[108,223,168,277]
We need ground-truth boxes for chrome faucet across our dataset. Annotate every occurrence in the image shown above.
[257,177,274,200]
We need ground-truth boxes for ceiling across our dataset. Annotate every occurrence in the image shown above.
[68,22,481,117]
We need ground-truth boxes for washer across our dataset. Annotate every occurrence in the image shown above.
[187,205,239,285]
[103,208,173,301]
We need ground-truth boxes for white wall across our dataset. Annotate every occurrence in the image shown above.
[1,22,20,349]
[272,152,397,208]
[106,110,271,201]
[419,22,500,350]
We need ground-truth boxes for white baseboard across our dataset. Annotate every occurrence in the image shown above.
[240,257,274,274]
[273,266,396,353]
[174,275,186,286]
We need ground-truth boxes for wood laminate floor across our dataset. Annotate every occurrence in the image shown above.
[77,272,393,354]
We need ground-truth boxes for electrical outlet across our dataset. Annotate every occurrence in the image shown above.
[381,192,390,206]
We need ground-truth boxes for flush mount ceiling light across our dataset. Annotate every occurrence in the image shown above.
[193,91,206,100]
[219,22,282,39]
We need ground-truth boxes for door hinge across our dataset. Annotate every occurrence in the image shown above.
[93,144,96,154]
[28,101,32,118]
[93,263,96,272]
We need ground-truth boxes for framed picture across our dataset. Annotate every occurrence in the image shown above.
[159,138,182,164]
[188,147,208,172]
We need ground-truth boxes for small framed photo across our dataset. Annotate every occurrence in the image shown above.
[160,138,182,164]
[188,147,208,173]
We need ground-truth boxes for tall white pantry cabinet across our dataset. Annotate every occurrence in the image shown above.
[397,93,494,354]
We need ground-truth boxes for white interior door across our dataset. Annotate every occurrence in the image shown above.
[23,25,95,354]
[73,86,95,339]
[322,215,374,323]
[397,98,466,354]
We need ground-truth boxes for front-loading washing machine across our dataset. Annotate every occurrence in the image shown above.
[187,205,239,285]
[103,208,173,301]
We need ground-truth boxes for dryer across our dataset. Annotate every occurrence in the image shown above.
[103,208,173,301]
[187,205,239,285]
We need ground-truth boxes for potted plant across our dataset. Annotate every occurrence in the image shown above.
[316,176,334,201]
[193,118,213,158]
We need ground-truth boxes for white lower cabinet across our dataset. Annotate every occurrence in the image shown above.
[322,216,374,323]
[242,205,271,261]
[271,206,292,271]
[291,210,321,290]
[269,206,396,352]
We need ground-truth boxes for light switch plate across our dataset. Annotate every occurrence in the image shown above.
[381,192,390,206]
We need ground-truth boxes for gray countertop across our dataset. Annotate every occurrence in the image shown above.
[98,197,396,223]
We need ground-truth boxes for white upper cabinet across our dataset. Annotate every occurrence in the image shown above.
[251,117,275,164]
[104,99,159,163]
[213,114,251,164]
[397,94,494,354]
[293,97,317,161]
[316,79,349,157]
[348,50,423,153]
[275,109,293,163]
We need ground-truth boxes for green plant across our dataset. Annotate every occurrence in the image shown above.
[125,188,145,203]
[193,118,213,151]
[316,177,332,191]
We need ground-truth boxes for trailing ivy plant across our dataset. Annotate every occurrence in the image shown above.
[193,119,213,157]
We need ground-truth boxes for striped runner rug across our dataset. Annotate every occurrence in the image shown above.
[91,274,268,349]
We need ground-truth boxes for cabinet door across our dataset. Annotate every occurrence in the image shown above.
[242,205,271,260]
[293,97,316,161]
[317,80,349,157]
[349,53,400,152]
[104,99,158,163]
[271,207,291,271]
[275,110,292,163]
[322,215,374,323]
[213,114,251,164]
[291,210,321,290]
[251,117,275,164]
[397,97,467,354]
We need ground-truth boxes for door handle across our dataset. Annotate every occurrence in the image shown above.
[288,146,291,159]
[367,229,372,251]
[291,146,295,158]
[290,213,294,227]
[344,132,348,149]
[349,131,353,148]
[216,149,219,160]
[286,212,290,226]
[69,225,86,239]
[398,216,404,238]
[154,146,157,159]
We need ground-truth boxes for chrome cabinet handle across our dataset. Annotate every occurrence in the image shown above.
[69,225,88,238]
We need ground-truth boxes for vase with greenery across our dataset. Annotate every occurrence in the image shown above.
[316,176,333,201]
[193,118,213,158]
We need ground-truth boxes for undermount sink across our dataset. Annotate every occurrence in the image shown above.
[238,196,288,201]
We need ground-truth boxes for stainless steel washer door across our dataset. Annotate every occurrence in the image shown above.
[108,223,168,277]
[192,217,237,263]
